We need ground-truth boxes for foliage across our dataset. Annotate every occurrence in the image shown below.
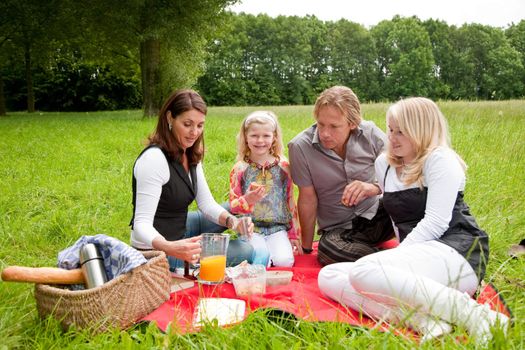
[371,16,435,100]
[75,0,239,116]
[506,20,525,69]
[456,24,525,100]
[198,14,320,106]
[2,10,524,112]
[0,0,66,112]
[1,0,238,115]
[327,20,379,101]
[0,102,524,348]
[4,49,142,112]
[198,14,525,105]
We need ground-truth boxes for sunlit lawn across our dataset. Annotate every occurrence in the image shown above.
[0,100,524,348]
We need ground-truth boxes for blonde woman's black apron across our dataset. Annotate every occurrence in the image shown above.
[382,166,489,281]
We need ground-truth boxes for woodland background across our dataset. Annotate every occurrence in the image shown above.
[1,1,524,117]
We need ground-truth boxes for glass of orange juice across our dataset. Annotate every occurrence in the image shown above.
[198,233,229,285]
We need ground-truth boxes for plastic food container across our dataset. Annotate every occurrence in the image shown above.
[266,270,293,286]
[232,265,266,297]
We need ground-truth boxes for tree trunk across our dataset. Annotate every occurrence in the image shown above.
[24,43,35,113]
[140,38,162,117]
[0,70,6,116]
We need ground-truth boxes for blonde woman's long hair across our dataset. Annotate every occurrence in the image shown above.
[236,111,284,161]
[386,97,466,187]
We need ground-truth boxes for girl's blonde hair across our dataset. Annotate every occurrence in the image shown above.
[236,111,284,161]
[386,97,466,187]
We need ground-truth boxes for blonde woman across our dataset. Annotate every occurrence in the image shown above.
[229,111,301,267]
[318,97,509,344]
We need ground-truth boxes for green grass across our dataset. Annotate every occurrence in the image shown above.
[0,101,524,349]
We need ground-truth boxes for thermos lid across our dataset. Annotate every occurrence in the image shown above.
[79,243,103,265]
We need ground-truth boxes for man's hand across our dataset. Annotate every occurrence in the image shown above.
[341,180,381,207]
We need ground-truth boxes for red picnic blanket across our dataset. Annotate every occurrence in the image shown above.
[142,240,510,334]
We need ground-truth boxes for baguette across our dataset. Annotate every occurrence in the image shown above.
[1,266,84,284]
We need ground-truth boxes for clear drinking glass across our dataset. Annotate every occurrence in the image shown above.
[237,215,252,241]
[198,233,230,285]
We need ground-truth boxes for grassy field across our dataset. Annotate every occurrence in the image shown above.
[0,101,524,349]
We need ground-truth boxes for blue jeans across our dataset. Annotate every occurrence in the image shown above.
[168,203,255,271]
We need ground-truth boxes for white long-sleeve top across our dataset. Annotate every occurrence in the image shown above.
[130,147,226,249]
[375,147,466,245]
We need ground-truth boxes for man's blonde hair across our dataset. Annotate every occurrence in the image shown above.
[314,86,362,126]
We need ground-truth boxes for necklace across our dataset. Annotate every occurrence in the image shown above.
[245,156,279,177]
[245,156,279,169]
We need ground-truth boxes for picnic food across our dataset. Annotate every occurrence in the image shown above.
[193,298,245,327]
[232,264,266,297]
[265,270,293,286]
[234,280,266,297]
[1,266,84,284]
[249,182,265,191]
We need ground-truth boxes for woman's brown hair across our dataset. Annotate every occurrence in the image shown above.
[148,89,207,165]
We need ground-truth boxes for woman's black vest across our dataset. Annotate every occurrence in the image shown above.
[130,145,197,241]
[382,166,489,280]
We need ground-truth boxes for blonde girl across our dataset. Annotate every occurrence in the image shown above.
[229,111,301,267]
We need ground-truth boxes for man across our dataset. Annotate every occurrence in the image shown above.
[288,85,393,266]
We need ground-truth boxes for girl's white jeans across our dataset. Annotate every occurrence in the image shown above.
[249,230,294,267]
[318,240,479,325]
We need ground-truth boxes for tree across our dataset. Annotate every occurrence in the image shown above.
[79,0,238,116]
[0,2,10,115]
[304,17,331,98]
[506,20,525,66]
[197,13,252,106]
[506,20,525,95]
[197,13,525,105]
[371,16,435,100]
[0,70,5,116]
[198,13,319,106]
[457,24,524,99]
[327,19,379,101]
[0,0,63,113]
[423,19,455,99]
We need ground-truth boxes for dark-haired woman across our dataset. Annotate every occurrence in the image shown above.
[130,89,254,269]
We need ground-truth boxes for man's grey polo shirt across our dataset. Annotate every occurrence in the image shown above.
[288,120,386,231]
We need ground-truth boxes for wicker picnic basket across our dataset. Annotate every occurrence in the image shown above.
[34,250,170,333]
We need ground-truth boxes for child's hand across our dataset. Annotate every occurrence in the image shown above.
[232,216,254,240]
[244,182,266,205]
[290,239,303,255]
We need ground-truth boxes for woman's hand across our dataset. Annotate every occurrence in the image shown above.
[153,236,202,264]
[243,182,266,206]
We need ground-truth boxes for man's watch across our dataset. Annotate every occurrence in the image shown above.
[302,246,313,254]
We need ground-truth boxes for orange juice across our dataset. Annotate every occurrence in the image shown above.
[199,255,226,282]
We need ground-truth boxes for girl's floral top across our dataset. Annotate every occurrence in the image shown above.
[229,157,300,240]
